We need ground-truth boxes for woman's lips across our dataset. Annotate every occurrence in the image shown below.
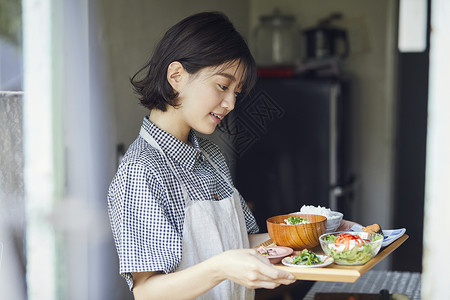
[209,112,223,124]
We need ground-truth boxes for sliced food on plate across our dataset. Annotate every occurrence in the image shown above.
[350,223,407,247]
[281,249,334,268]
[362,223,384,236]
[257,246,294,264]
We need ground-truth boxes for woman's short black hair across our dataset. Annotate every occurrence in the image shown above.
[130,11,257,112]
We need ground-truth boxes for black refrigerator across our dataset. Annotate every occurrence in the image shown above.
[213,77,355,232]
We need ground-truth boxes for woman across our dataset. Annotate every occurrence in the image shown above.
[108,12,296,299]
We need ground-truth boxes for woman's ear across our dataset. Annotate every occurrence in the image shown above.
[167,61,185,91]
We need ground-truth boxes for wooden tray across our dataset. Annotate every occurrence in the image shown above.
[259,234,408,283]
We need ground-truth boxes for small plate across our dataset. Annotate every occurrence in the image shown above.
[281,254,334,268]
[257,246,294,264]
[350,225,406,247]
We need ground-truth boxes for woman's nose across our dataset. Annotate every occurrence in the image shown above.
[221,93,236,111]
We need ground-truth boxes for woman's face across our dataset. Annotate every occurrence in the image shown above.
[175,61,245,135]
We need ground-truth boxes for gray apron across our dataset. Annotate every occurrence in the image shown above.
[140,128,254,300]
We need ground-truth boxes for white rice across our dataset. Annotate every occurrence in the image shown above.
[298,205,344,233]
[299,205,335,218]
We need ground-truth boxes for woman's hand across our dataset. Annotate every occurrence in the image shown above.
[210,248,296,290]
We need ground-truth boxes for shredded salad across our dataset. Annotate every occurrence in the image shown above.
[322,232,383,265]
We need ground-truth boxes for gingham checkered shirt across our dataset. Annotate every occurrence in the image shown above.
[108,116,259,289]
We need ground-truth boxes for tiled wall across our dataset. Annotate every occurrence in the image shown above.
[0,91,25,224]
[0,91,27,299]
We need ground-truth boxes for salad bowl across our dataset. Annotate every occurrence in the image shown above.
[266,214,327,250]
[319,231,383,265]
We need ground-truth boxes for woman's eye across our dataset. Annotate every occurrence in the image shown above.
[218,84,241,98]
[218,84,228,91]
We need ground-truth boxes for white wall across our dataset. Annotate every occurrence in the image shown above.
[249,0,398,230]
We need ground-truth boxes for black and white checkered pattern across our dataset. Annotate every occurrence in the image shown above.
[108,116,259,289]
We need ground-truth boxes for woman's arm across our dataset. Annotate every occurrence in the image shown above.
[133,248,295,300]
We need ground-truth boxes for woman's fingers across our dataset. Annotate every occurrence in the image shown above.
[247,280,281,290]
[253,258,294,281]
[215,249,296,289]
[241,267,295,289]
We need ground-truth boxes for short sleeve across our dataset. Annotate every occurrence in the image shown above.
[108,161,182,290]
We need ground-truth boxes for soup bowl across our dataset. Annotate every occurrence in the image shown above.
[266,214,327,250]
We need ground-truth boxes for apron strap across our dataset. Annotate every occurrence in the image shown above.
[201,150,234,189]
[139,127,189,200]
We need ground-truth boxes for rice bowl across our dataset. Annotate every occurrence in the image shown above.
[297,205,343,233]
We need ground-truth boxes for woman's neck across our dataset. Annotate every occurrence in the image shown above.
[149,108,191,144]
